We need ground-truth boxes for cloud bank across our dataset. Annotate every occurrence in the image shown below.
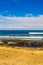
[0,14,43,30]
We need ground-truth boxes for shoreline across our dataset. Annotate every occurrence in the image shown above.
[0,36,43,41]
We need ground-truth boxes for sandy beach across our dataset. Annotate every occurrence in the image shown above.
[0,46,43,65]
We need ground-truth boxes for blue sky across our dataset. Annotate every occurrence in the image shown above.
[0,0,43,30]
[0,0,43,16]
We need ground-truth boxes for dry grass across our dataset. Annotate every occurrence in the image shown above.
[0,46,43,65]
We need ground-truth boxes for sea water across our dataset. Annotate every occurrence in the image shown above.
[0,30,43,36]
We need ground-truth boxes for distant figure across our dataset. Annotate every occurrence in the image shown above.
[19,40,24,46]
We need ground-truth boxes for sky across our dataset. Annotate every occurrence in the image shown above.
[0,0,43,30]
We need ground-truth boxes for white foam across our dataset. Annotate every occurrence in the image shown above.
[0,36,43,40]
[29,32,43,34]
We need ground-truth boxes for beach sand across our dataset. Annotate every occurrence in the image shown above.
[0,46,43,65]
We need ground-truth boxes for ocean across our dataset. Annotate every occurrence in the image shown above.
[0,30,43,36]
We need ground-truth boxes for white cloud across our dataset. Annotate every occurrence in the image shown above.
[25,13,33,17]
[0,14,43,30]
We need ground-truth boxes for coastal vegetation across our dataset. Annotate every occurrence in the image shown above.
[0,39,43,47]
